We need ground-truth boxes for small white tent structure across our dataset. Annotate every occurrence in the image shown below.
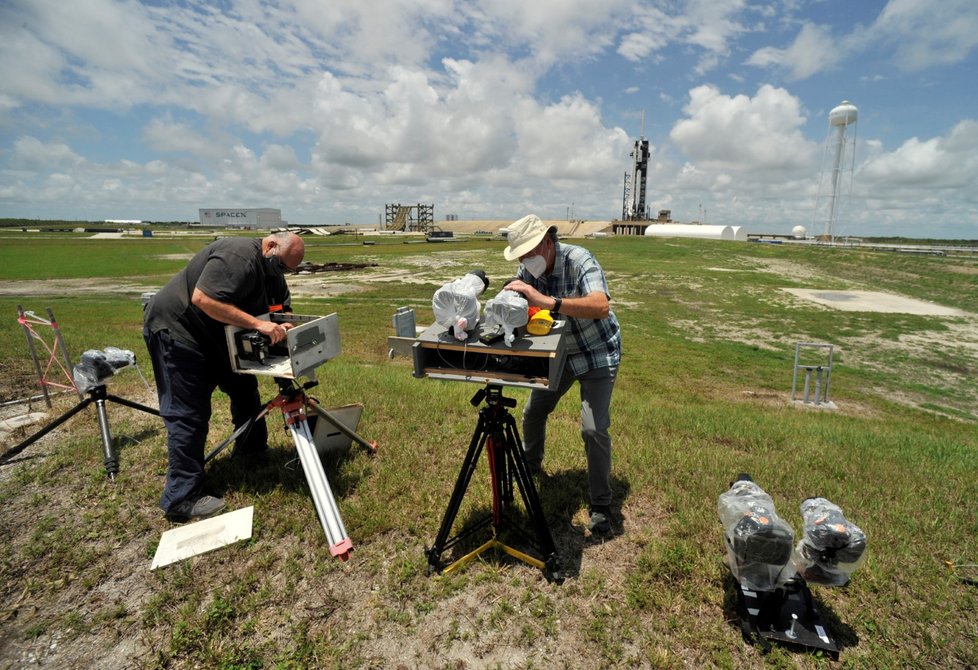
[644,224,747,241]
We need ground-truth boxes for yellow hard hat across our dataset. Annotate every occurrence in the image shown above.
[526,309,554,336]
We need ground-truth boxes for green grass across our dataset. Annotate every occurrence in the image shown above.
[1,233,977,669]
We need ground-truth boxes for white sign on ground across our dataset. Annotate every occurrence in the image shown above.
[151,506,254,569]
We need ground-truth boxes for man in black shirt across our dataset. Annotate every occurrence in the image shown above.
[143,231,305,521]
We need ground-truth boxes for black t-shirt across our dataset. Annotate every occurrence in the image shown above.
[144,238,291,357]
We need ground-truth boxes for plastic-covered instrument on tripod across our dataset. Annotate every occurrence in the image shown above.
[431,270,489,341]
[482,289,528,347]
[718,474,795,591]
[791,497,867,586]
[72,347,136,392]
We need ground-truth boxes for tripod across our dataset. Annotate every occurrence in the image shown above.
[0,384,160,480]
[205,378,378,561]
[426,384,562,582]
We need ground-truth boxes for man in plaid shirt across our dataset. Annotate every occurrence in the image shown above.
[503,214,621,536]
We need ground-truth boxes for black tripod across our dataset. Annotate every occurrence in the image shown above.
[426,384,562,582]
[0,384,159,479]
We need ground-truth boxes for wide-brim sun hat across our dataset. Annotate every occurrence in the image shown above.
[503,214,551,261]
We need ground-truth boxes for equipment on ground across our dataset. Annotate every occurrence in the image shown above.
[719,474,868,659]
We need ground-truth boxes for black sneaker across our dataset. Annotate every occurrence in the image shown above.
[166,495,226,522]
[588,505,613,535]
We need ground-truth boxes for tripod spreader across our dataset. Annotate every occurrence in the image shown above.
[0,384,160,480]
[426,384,562,582]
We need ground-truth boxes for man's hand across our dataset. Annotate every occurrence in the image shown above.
[254,319,293,345]
[504,279,549,309]
[502,281,610,320]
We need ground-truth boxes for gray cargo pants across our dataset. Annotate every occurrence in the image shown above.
[521,363,618,507]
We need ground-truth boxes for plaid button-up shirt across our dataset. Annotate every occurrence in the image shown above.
[517,241,621,376]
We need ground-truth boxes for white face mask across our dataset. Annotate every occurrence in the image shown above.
[522,254,547,278]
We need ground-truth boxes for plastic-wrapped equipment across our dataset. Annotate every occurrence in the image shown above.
[791,497,867,586]
[73,347,136,392]
[718,475,795,591]
[432,271,489,341]
[482,289,528,346]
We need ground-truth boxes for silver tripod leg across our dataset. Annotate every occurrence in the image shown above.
[93,397,119,480]
[288,413,353,560]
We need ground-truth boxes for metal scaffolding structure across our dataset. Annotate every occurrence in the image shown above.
[385,203,434,232]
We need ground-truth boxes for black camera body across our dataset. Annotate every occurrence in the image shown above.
[234,330,278,364]
[226,313,341,381]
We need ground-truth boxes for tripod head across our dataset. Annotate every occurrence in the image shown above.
[274,376,319,396]
[470,384,517,409]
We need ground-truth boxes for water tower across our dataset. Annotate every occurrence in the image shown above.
[813,101,858,242]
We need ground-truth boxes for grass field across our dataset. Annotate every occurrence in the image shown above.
[0,231,976,669]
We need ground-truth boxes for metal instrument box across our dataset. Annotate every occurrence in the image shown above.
[410,321,567,390]
[225,312,340,380]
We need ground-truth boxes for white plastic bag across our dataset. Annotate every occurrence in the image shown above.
[791,498,867,586]
[718,475,796,591]
[432,271,489,341]
[482,289,528,347]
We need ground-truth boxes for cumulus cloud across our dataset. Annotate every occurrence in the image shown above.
[859,120,978,189]
[669,85,815,173]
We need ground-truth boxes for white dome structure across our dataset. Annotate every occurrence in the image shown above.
[792,225,807,239]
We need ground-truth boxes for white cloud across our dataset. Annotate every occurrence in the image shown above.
[11,136,84,170]
[515,94,629,182]
[669,85,815,173]
[747,23,841,80]
[685,0,748,54]
[142,119,216,157]
[618,0,746,64]
[872,0,978,70]
[748,0,978,80]
[859,120,978,189]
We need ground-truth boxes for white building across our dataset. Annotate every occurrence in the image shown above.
[196,208,285,229]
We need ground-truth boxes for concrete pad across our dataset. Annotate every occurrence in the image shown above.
[782,289,967,316]
[151,506,254,569]
[0,411,49,435]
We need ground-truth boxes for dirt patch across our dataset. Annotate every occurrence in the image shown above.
[0,279,159,298]
[0,359,41,404]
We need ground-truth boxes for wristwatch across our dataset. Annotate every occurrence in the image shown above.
[551,297,562,315]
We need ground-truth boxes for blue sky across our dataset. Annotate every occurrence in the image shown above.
[1,0,977,239]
